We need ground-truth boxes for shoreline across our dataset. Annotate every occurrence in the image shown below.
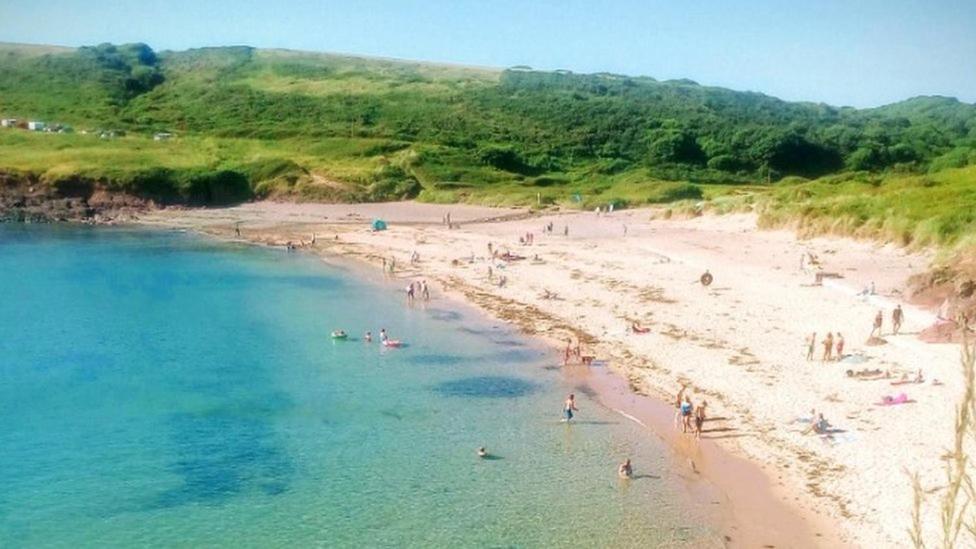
[130,200,965,547]
[131,204,841,546]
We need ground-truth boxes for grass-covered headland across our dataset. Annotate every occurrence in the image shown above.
[1,42,974,245]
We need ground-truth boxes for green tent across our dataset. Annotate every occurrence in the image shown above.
[371,219,387,231]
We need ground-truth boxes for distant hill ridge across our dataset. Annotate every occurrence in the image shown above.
[0,42,974,221]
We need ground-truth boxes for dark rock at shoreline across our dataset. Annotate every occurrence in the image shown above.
[0,171,154,224]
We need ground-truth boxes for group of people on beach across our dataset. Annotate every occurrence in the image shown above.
[806,305,905,362]
[562,337,585,366]
[405,280,430,302]
[674,386,708,440]
[870,305,904,337]
[806,332,846,362]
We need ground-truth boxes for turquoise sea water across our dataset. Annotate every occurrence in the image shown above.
[0,225,718,547]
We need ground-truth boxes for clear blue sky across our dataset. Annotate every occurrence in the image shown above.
[1,0,974,107]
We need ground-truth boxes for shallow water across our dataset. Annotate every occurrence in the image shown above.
[0,225,719,547]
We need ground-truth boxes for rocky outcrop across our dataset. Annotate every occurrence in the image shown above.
[0,172,157,223]
[909,261,976,342]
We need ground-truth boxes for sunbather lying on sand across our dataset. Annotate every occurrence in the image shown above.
[631,322,650,334]
[878,392,912,406]
[846,368,885,378]
[891,370,924,385]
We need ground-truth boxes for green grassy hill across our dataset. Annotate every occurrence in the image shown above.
[1,42,975,243]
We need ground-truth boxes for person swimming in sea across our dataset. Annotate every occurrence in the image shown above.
[364,331,372,342]
[380,329,388,342]
[563,393,579,422]
[618,458,633,479]
[477,447,488,458]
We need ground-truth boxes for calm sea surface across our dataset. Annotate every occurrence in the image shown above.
[0,225,719,547]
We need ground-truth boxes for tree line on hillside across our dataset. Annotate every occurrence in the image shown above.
[1,44,974,185]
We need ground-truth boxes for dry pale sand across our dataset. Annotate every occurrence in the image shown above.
[138,202,964,548]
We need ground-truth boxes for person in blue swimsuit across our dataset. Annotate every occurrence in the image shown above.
[680,396,693,433]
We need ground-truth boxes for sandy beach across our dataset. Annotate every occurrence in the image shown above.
[137,201,964,547]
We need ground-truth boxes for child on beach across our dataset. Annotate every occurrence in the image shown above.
[618,459,633,479]
[563,394,579,422]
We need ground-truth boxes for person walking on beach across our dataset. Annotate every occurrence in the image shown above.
[694,401,708,440]
[806,332,817,361]
[892,305,904,335]
[563,394,579,422]
[680,395,693,433]
[870,310,883,338]
[673,386,686,429]
[822,332,834,363]
[835,333,845,361]
[563,338,573,366]
[618,458,633,479]
[563,225,569,237]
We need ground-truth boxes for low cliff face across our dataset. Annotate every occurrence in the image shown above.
[0,172,156,223]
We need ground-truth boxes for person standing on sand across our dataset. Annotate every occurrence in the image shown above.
[892,305,904,335]
[870,310,883,338]
[563,339,573,366]
[673,386,686,429]
[693,401,708,439]
[835,333,845,361]
[822,332,834,362]
[564,225,569,237]
[680,396,693,433]
[806,332,817,361]
[563,394,579,422]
